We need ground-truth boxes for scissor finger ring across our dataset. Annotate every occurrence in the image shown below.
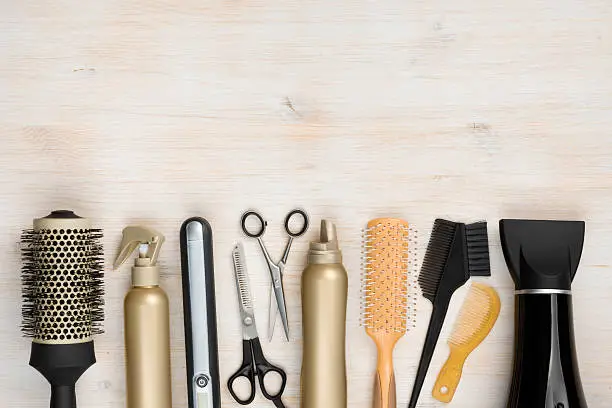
[284,209,309,237]
[241,211,266,238]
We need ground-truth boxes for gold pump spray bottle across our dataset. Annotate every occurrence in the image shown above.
[301,220,348,408]
[115,226,172,408]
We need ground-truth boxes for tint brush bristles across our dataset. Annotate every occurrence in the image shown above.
[465,222,491,277]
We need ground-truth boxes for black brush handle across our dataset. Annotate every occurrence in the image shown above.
[29,342,95,408]
[50,385,76,408]
[408,301,451,408]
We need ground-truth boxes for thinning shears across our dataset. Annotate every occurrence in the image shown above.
[229,243,288,408]
[240,209,309,341]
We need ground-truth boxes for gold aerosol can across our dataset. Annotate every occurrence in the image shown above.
[115,226,172,408]
[301,220,348,408]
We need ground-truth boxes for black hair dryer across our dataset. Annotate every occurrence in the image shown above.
[500,219,588,408]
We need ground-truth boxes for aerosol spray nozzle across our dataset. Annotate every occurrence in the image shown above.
[308,220,342,264]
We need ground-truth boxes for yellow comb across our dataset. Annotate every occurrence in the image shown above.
[432,283,501,403]
[362,218,415,408]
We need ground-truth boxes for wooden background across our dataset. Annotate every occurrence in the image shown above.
[1,0,611,407]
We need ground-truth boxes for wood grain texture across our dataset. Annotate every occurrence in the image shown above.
[1,0,611,407]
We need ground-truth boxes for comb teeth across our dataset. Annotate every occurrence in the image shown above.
[361,218,417,334]
[465,222,491,277]
[449,283,500,347]
[418,219,457,300]
[232,244,253,311]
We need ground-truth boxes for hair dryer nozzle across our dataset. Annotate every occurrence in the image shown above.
[499,219,585,291]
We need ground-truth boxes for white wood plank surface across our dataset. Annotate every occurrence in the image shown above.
[1,0,611,407]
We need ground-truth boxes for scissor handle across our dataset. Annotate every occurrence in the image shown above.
[284,209,309,237]
[241,211,267,238]
[251,338,288,401]
[272,398,287,408]
[227,340,257,405]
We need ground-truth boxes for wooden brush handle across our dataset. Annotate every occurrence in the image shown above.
[432,348,467,403]
[372,342,396,408]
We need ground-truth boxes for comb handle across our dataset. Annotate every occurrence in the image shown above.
[431,345,467,403]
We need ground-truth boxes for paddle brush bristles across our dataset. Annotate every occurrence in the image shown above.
[362,218,416,333]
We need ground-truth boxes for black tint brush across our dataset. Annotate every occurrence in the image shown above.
[407,219,490,408]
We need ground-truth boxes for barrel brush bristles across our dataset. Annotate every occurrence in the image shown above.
[20,210,104,408]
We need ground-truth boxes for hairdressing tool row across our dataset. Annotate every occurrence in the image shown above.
[360,217,498,408]
[360,216,589,408]
[234,212,353,408]
[408,219,492,408]
[113,219,222,408]
[19,210,590,408]
[19,211,222,408]
[112,219,222,408]
[227,209,311,408]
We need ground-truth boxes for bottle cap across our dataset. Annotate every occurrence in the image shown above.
[114,226,165,287]
[308,220,342,264]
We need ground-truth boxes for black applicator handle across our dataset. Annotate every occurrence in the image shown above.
[407,301,451,408]
[50,385,76,408]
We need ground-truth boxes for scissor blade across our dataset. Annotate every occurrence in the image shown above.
[272,277,290,341]
[268,284,277,341]
[232,243,255,315]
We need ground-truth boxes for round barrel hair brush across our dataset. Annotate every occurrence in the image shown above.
[21,210,104,408]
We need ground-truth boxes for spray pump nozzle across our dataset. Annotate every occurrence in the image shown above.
[114,226,165,286]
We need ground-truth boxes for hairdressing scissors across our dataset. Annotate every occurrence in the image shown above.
[240,209,309,341]
[229,243,287,408]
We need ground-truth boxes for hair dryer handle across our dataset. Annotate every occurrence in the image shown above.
[50,385,76,408]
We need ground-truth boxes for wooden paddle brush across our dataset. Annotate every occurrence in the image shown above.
[432,283,500,403]
[362,218,416,408]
